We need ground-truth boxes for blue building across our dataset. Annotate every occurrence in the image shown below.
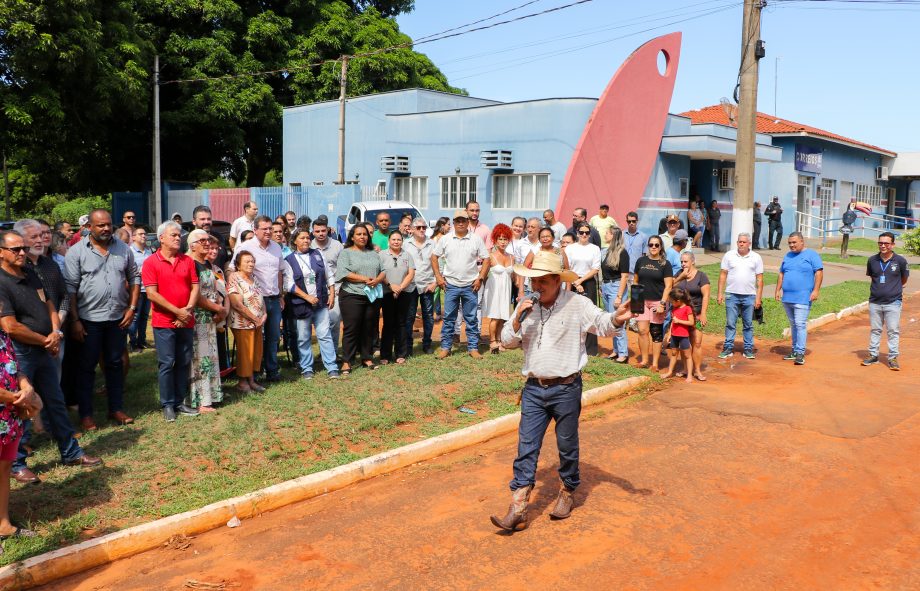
[282,88,911,242]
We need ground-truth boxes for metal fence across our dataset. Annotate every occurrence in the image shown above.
[796,210,918,246]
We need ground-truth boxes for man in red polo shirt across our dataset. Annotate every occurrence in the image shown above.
[142,221,200,422]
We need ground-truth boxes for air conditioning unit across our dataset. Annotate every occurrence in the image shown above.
[480,150,513,170]
[719,168,735,190]
[380,156,410,174]
[875,166,889,181]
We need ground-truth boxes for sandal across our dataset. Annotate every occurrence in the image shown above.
[490,341,500,354]
[341,365,351,376]
[0,527,36,540]
[250,383,266,393]
[694,373,707,381]
[199,406,217,414]
[362,362,378,371]
[236,383,251,393]
[395,358,406,364]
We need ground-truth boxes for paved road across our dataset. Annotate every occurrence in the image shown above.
[50,298,920,590]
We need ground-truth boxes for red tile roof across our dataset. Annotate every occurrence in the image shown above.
[679,105,895,156]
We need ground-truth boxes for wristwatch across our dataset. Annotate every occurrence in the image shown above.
[54,329,64,337]
[130,305,138,312]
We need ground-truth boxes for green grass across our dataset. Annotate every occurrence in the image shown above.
[4,343,651,565]
[822,237,881,252]
[701,280,870,340]
[820,253,869,267]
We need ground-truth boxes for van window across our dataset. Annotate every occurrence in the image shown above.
[347,206,360,225]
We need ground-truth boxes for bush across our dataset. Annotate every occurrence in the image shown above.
[901,227,920,256]
[48,195,112,224]
[197,177,237,189]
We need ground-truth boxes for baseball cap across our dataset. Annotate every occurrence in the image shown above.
[673,229,689,242]
[666,214,680,223]
[453,209,470,220]
[79,215,90,226]
[313,214,328,226]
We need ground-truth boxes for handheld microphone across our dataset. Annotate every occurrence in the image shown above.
[518,292,540,322]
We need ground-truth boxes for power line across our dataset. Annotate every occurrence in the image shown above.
[413,0,547,43]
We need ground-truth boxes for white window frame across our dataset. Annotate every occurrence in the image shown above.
[719,168,735,191]
[492,173,550,210]
[856,183,882,208]
[440,175,478,209]
[395,176,428,208]
[909,190,918,207]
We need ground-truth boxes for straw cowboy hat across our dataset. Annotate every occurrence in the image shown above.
[512,250,578,283]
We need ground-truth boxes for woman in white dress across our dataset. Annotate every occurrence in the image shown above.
[481,224,515,354]
[566,222,602,355]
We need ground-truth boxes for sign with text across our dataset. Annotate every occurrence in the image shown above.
[795,144,823,174]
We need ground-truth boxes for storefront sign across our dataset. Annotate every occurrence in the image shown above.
[795,144,822,173]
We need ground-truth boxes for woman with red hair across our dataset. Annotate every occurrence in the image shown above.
[481,224,515,354]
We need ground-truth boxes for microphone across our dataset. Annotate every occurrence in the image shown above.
[518,292,540,322]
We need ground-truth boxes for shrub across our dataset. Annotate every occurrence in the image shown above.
[901,227,920,256]
[48,195,112,224]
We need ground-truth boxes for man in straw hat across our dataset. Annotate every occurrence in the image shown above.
[490,250,634,531]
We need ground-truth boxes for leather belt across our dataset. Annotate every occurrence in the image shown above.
[526,372,581,388]
[263,294,281,300]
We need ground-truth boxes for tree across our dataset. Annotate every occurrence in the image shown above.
[1,0,461,208]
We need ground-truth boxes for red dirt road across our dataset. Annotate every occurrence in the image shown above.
[49,300,920,590]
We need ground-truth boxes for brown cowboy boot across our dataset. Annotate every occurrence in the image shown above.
[549,487,575,520]
[490,485,533,531]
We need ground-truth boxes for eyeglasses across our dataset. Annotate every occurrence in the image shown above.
[878,241,893,246]
[0,246,27,254]
[414,226,426,230]
[577,230,590,235]
[648,244,661,249]
[124,216,135,220]
[627,219,638,224]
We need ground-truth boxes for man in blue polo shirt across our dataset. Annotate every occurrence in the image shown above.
[861,232,909,371]
[775,232,823,365]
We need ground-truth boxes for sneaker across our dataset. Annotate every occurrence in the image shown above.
[888,357,900,371]
[163,407,177,422]
[327,370,341,379]
[176,404,200,417]
[794,354,805,366]
[718,349,733,359]
[742,350,755,360]
[783,353,797,361]
[861,355,879,366]
[302,372,314,381]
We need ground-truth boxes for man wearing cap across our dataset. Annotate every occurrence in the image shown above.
[64,209,140,431]
[431,209,488,359]
[404,217,436,354]
[765,196,783,250]
[659,214,682,251]
[490,250,633,531]
[311,216,343,351]
[229,201,259,250]
[68,214,91,247]
[589,204,619,248]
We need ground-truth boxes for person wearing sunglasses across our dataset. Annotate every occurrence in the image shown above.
[565,223,602,357]
[862,232,909,371]
[379,231,416,365]
[121,211,137,236]
[633,237,674,369]
[404,218,436,355]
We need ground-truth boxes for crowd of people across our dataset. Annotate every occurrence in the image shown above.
[0,196,907,540]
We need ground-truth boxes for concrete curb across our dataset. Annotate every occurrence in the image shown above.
[0,375,651,590]
[779,290,919,339]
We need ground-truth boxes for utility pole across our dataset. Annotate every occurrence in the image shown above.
[337,56,349,185]
[153,54,162,225]
[731,0,764,244]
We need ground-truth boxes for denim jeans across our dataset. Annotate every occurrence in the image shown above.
[868,301,902,359]
[296,307,339,375]
[600,280,628,358]
[724,293,755,352]
[510,377,582,491]
[441,284,480,351]
[13,344,83,471]
[282,296,300,365]
[127,292,150,347]
[783,302,811,355]
[153,327,194,409]
[262,296,283,377]
[75,319,127,418]
[405,289,435,353]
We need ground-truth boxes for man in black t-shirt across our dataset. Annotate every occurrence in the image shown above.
[861,232,909,370]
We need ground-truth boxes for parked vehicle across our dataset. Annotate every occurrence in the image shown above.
[336,201,428,242]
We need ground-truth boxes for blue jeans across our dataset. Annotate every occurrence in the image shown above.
[127,292,150,347]
[510,377,582,491]
[868,301,901,359]
[783,302,811,355]
[13,344,83,471]
[153,327,194,409]
[405,290,435,352]
[441,284,480,351]
[296,308,338,375]
[601,280,628,358]
[75,319,127,418]
[724,293,755,352]
[262,296,283,377]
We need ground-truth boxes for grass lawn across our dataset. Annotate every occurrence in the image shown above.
[701,280,870,340]
[820,253,870,267]
[822,237,883,252]
[3,344,654,565]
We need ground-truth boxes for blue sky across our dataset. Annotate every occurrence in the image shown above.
[396,0,919,153]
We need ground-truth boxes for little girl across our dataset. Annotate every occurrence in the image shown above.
[662,288,695,383]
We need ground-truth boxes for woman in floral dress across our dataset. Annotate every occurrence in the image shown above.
[186,230,224,412]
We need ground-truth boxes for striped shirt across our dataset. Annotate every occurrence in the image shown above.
[501,288,619,379]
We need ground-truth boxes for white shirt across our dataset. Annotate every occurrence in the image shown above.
[432,232,488,287]
[513,237,540,265]
[549,222,567,243]
[231,238,283,296]
[721,249,764,295]
[501,288,619,379]
[230,215,255,243]
[564,242,601,277]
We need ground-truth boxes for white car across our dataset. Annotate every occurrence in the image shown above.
[336,200,430,241]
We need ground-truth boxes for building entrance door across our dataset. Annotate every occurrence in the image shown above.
[796,175,814,234]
